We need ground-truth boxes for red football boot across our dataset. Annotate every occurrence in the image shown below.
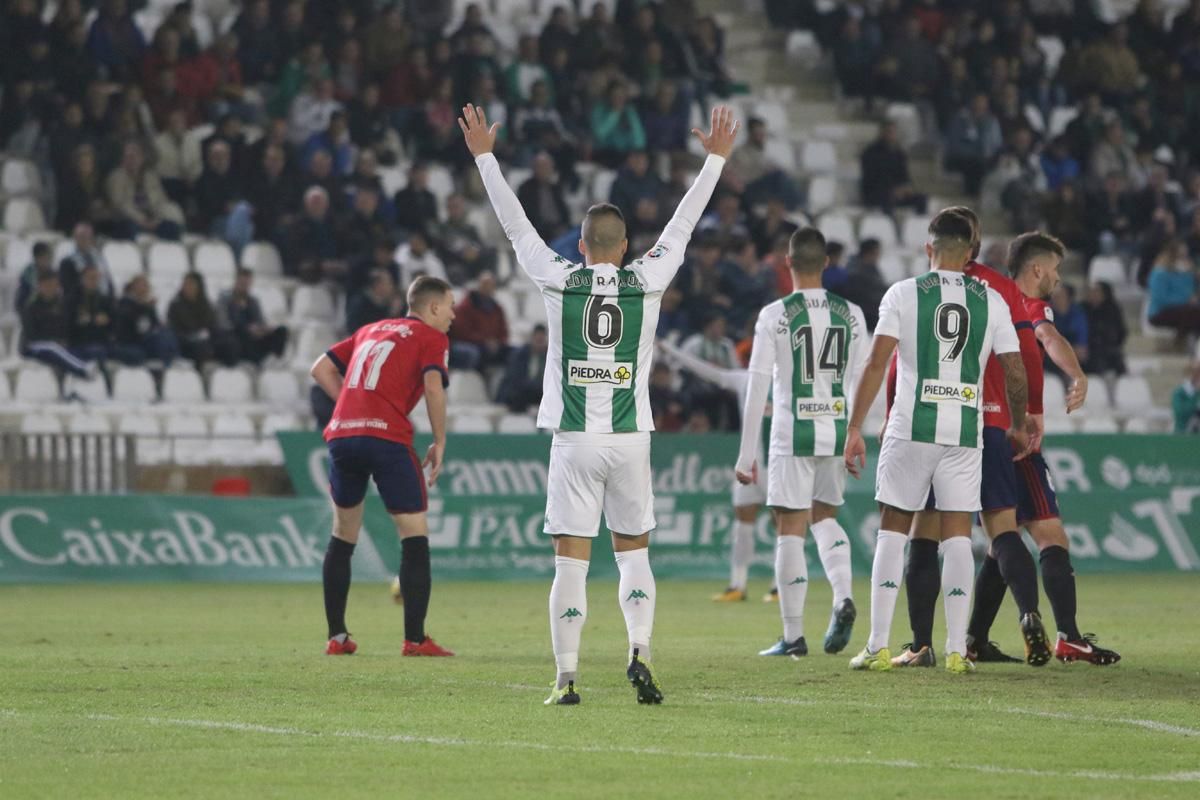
[403,636,455,656]
[1055,633,1121,665]
[325,635,358,655]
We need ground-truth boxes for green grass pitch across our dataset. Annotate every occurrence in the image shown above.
[3,575,1198,798]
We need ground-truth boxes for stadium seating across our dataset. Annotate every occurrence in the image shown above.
[800,141,838,175]
[240,241,284,279]
[2,198,46,234]
[101,241,146,288]
[257,369,301,405]
[816,213,857,250]
[209,367,254,403]
[877,253,907,285]
[858,213,898,248]
[449,415,494,433]
[147,242,191,282]
[209,413,257,464]
[255,284,289,325]
[162,368,206,404]
[194,241,237,288]
[448,371,489,406]
[112,367,158,403]
[67,411,113,434]
[1114,375,1153,415]
[66,373,110,403]
[20,413,63,434]
[14,363,59,402]
[165,414,210,465]
[1042,373,1068,417]
[497,414,537,434]
[1080,416,1119,434]
[290,286,337,325]
[1,159,41,196]
[806,175,838,215]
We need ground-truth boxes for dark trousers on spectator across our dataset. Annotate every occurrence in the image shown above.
[451,341,508,372]
[111,329,181,368]
[235,326,289,364]
[22,341,91,377]
[1150,305,1200,334]
[179,333,240,368]
[113,219,184,242]
[946,156,988,196]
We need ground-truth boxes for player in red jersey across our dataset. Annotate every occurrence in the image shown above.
[966,232,1120,665]
[310,276,457,657]
[887,207,1049,671]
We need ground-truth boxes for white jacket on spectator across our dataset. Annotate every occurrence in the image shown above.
[154,130,203,184]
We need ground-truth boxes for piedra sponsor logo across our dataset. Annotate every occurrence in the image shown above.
[568,360,633,388]
[795,398,846,419]
[920,380,979,407]
[0,508,324,569]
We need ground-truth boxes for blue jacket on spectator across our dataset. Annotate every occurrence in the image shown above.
[1040,153,1081,191]
[1054,301,1089,349]
[1148,268,1197,319]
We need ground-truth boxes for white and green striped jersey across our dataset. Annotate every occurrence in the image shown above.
[476,152,726,433]
[735,289,868,470]
[877,270,1020,448]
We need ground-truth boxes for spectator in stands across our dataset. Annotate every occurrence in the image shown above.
[497,324,548,413]
[55,143,113,234]
[945,93,1004,195]
[680,311,739,429]
[649,361,686,432]
[436,194,495,285]
[289,78,342,148]
[59,222,114,304]
[347,85,400,164]
[749,198,797,258]
[395,232,448,290]
[302,111,354,176]
[985,128,1046,232]
[20,271,93,379]
[505,35,551,104]
[877,16,940,102]
[721,238,774,331]
[106,140,185,240]
[517,152,570,241]
[154,108,202,207]
[216,269,289,365]
[68,264,116,365]
[822,241,850,294]
[338,184,391,266]
[640,81,689,154]
[282,187,346,283]
[1147,240,1200,335]
[687,15,733,101]
[363,4,408,78]
[729,117,802,210]
[860,121,926,214]
[194,139,252,256]
[1041,181,1089,252]
[833,15,878,102]
[677,237,732,316]
[1082,281,1127,377]
[609,150,664,223]
[1087,171,1137,257]
[112,275,178,374]
[1089,119,1140,189]
[393,162,438,236]
[1078,22,1141,103]
[1172,361,1200,433]
[450,271,509,371]
[1133,164,1184,230]
[1050,283,1090,373]
[697,192,750,250]
[15,242,55,313]
[346,268,404,334]
[590,81,646,167]
[512,79,570,146]
[87,0,146,83]
[244,143,297,249]
[168,272,238,368]
[843,239,888,330]
[1040,137,1081,192]
[657,286,690,340]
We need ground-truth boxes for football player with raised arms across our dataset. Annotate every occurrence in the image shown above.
[734,227,867,658]
[310,276,458,658]
[843,209,1030,674]
[461,103,739,705]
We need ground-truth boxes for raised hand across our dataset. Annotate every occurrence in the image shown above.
[691,105,740,159]
[458,104,500,157]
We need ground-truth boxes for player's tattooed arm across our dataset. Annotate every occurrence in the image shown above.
[998,351,1032,458]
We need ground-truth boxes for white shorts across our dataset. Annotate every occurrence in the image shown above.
[731,471,767,507]
[875,436,982,513]
[543,432,656,537]
[766,455,847,510]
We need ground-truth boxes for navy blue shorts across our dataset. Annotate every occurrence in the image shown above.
[327,436,427,514]
[979,426,1018,512]
[1015,451,1060,525]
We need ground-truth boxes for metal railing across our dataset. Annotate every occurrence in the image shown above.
[0,433,138,493]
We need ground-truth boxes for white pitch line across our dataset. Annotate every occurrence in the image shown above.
[4,709,1195,785]
[1003,707,1200,737]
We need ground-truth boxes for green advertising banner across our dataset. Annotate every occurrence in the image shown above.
[1,434,1198,583]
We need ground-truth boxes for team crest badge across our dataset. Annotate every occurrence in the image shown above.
[646,243,669,259]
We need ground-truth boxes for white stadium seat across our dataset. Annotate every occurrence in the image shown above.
[1,159,41,195]
[53,239,75,265]
[1044,415,1076,434]
[1088,255,1127,286]
[800,141,838,174]
[117,415,162,437]
[112,367,158,403]
[816,213,856,250]
[858,213,898,249]
[209,367,254,403]
[102,241,145,287]
[241,241,284,278]
[901,216,929,251]
[763,138,797,172]
[21,413,63,434]
[194,241,237,287]
[1082,375,1113,415]
[3,198,46,234]
[497,414,537,434]
[256,284,289,325]
[258,369,301,405]
[291,325,337,369]
[66,372,109,403]
[449,414,494,433]
[67,412,112,434]
[162,368,206,403]
[0,371,10,401]
[1123,416,1151,433]
[291,285,336,323]
[261,412,303,437]
[147,242,191,281]
[1113,375,1153,414]
[806,175,838,215]
[878,253,907,285]
[1042,373,1067,417]
[448,371,490,406]
[165,413,210,464]
[1047,106,1078,139]
[15,363,59,402]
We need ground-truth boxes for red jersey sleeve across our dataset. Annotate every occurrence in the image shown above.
[1023,296,1053,415]
[420,328,450,387]
[326,334,357,374]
